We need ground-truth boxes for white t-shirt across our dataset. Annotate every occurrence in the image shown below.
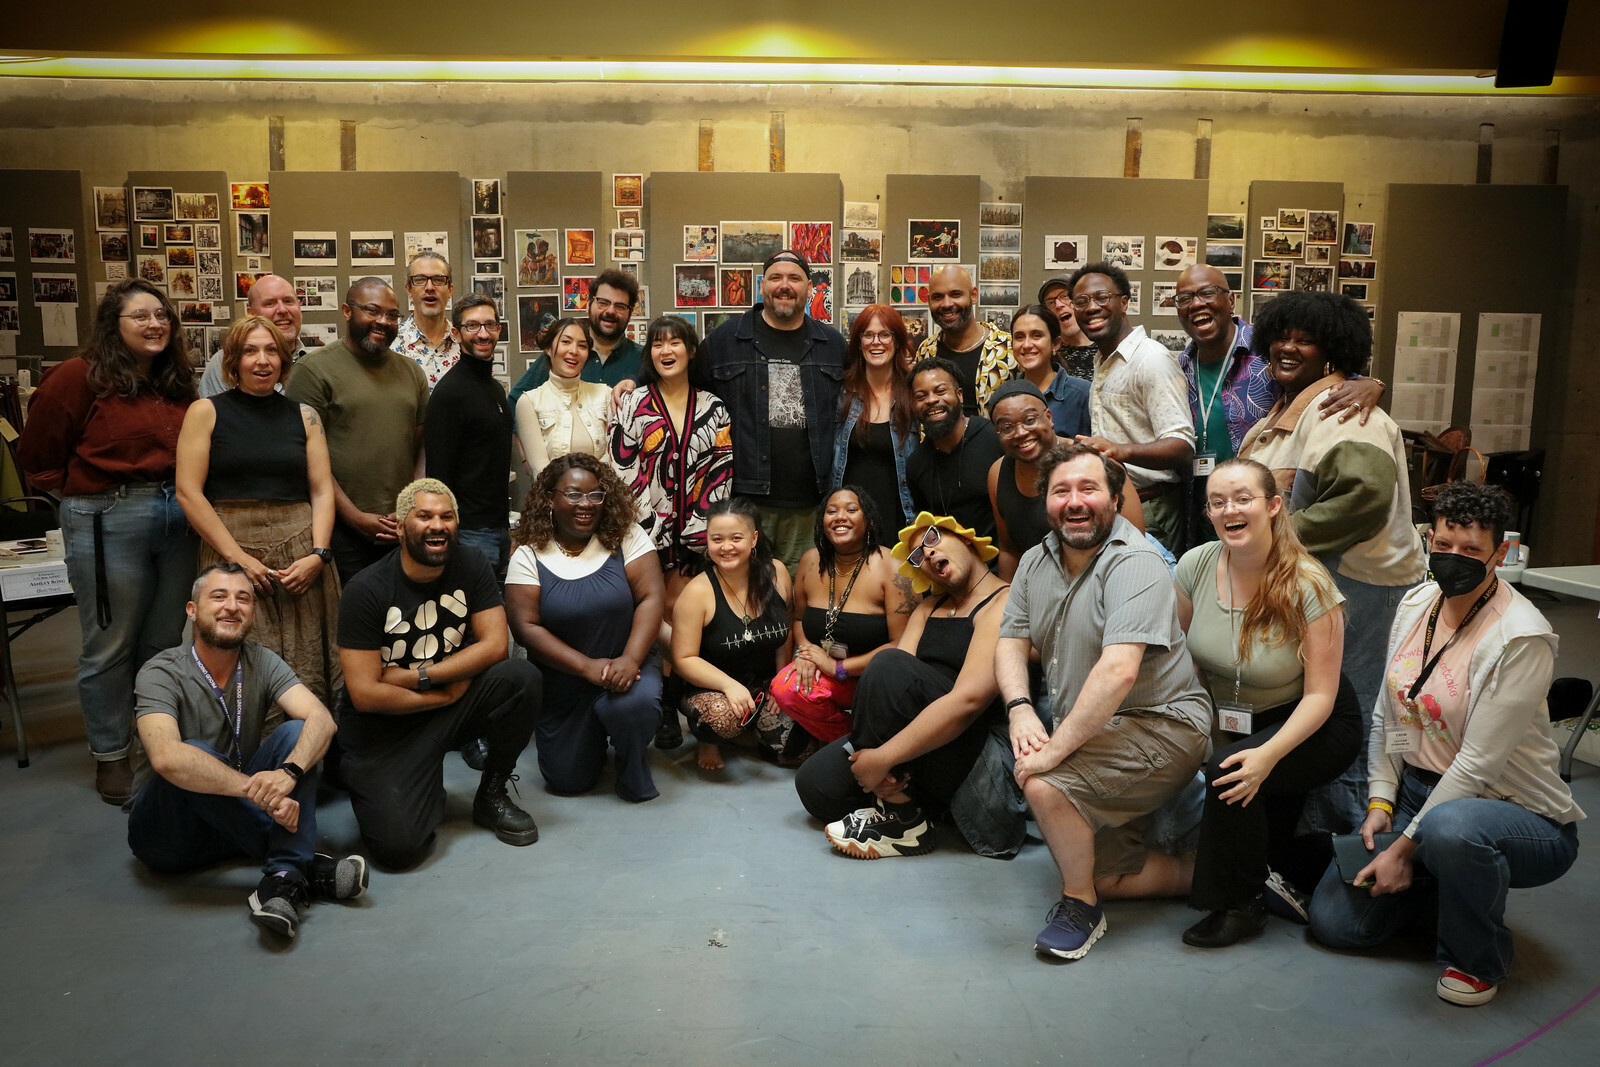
[505,523,654,586]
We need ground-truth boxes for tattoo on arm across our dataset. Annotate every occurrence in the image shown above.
[301,405,322,430]
[892,575,916,615]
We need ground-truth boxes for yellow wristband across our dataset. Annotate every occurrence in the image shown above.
[1367,799,1394,815]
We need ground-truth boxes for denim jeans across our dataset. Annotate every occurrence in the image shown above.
[1308,773,1579,985]
[1300,573,1417,834]
[60,485,198,759]
[127,719,319,877]
[456,527,510,582]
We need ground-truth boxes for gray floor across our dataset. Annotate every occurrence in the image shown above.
[4,594,1600,1065]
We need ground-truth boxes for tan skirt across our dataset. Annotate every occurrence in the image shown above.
[200,500,344,712]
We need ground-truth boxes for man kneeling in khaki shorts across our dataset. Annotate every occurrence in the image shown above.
[996,444,1212,961]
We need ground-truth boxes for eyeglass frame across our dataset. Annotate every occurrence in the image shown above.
[120,310,171,324]
[347,300,402,324]
[906,526,942,568]
[406,273,452,288]
[1174,284,1230,309]
[993,411,1051,438]
[558,490,607,505]
[458,320,500,335]
[1203,493,1263,516]
[1068,290,1127,311]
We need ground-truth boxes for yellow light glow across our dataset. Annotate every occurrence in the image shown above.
[0,55,1590,95]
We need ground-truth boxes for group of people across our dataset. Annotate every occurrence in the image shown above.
[15,245,1581,1009]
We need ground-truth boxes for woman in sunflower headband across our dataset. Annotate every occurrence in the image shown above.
[794,512,1009,859]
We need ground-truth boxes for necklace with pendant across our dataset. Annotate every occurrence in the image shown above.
[717,572,756,641]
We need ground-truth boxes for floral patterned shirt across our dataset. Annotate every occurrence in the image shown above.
[392,315,461,391]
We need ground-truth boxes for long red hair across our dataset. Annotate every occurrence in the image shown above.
[842,304,914,441]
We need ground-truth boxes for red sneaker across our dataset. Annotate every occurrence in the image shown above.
[1437,967,1498,1006]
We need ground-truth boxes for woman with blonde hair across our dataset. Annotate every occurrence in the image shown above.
[1173,457,1362,947]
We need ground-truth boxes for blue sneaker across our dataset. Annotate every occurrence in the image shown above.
[1034,895,1106,959]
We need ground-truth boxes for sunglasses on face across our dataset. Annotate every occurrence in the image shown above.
[907,526,942,568]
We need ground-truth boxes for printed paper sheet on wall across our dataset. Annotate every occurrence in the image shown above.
[1390,311,1460,434]
[1469,313,1540,453]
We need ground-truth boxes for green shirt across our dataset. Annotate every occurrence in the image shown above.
[508,336,644,404]
[1193,355,1234,460]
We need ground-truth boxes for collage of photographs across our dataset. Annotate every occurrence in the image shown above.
[670,216,836,340]
[1247,206,1378,321]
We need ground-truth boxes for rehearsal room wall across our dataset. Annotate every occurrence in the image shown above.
[0,79,1596,561]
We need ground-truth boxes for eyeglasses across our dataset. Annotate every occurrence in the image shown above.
[407,274,451,288]
[1204,493,1261,515]
[906,526,942,568]
[860,331,895,344]
[1043,292,1072,309]
[994,412,1049,438]
[1174,285,1229,308]
[348,301,401,324]
[590,296,632,312]
[120,310,170,324]
[1069,291,1124,311]
[559,490,607,505]
[459,321,499,334]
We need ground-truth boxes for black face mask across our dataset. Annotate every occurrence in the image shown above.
[1429,551,1489,598]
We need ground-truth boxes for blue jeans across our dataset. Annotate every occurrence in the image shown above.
[1300,573,1416,833]
[61,485,198,759]
[1308,773,1579,984]
[127,720,319,876]
[456,527,510,581]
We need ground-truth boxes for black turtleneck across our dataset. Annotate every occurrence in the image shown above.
[424,355,514,529]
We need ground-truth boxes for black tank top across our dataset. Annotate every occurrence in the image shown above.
[205,389,309,502]
[801,605,890,657]
[996,456,1052,557]
[702,570,790,693]
[918,586,1007,676]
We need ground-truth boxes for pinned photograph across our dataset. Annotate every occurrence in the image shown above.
[1251,260,1292,290]
[718,267,754,308]
[1292,265,1334,293]
[1260,216,1276,231]
[900,308,930,343]
[613,174,644,208]
[888,264,931,306]
[978,253,1020,283]
[977,308,1012,331]
[472,275,506,316]
[349,230,395,267]
[472,217,505,260]
[1153,236,1198,271]
[515,229,560,287]
[1100,235,1144,271]
[1222,270,1244,292]
[611,228,645,262]
[843,264,878,306]
[166,246,196,268]
[844,201,879,229]
[840,228,881,263]
[617,209,641,229]
[94,187,128,230]
[670,311,697,331]
[1149,329,1190,354]
[674,264,717,309]
[1342,222,1375,256]
[1259,230,1303,259]
[1338,258,1377,280]
[979,202,1022,228]
[702,311,738,335]
[104,262,128,281]
[235,212,270,256]
[1152,281,1179,316]
[235,272,270,300]
[178,301,215,325]
[1306,210,1340,244]
[1340,281,1370,301]
[979,228,1022,253]
[1207,214,1246,241]
[790,222,833,266]
[1044,235,1088,271]
[0,227,11,260]
[517,294,560,352]
[29,229,76,263]
[808,268,835,323]
[475,261,499,275]
[163,224,194,245]
[908,219,959,261]
[133,186,175,221]
[194,223,221,251]
[978,283,1021,306]
[300,322,340,349]
[1205,242,1243,268]
[181,325,208,358]
[176,192,220,221]
[720,221,785,265]
[199,276,224,302]
[295,276,340,310]
[0,274,16,300]
[683,225,719,263]
[1303,245,1333,266]
[99,232,130,263]
[293,232,339,267]
[1127,281,1142,317]
[168,268,198,298]
[230,182,269,210]
[33,272,79,303]
[1277,208,1307,230]
[404,231,450,262]
[563,227,595,267]
[135,255,166,286]
[472,179,501,216]
[562,275,595,312]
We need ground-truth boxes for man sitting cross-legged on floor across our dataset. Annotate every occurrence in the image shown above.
[128,561,367,941]
[795,511,1008,859]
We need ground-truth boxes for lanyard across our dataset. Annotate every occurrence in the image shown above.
[191,644,245,768]
[1223,549,1243,705]
[1407,580,1498,702]
[1194,324,1235,452]
[822,555,866,648]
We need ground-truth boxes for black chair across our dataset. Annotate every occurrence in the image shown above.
[0,496,75,768]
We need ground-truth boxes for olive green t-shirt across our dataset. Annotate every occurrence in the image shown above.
[1174,540,1343,712]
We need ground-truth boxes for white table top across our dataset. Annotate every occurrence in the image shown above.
[1520,565,1600,602]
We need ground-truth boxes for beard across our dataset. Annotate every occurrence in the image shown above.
[403,525,457,567]
[935,303,972,331]
[351,317,398,356]
[1054,503,1117,550]
[196,615,249,651]
[589,310,626,343]
[919,406,961,442]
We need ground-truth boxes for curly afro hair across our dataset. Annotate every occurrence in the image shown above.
[1249,289,1372,377]
[1429,481,1515,545]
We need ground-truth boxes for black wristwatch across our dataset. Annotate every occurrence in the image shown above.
[1005,696,1035,713]
[280,761,305,782]
[310,547,333,564]
[416,664,433,692]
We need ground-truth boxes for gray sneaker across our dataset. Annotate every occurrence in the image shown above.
[248,870,309,939]
[309,853,369,901]
[1263,869,1310,925]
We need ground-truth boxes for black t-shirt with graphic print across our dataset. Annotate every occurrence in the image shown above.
[753,314,820,508]
[337,545,501,671]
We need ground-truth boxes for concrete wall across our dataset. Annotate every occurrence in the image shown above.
[2,78,1595,561]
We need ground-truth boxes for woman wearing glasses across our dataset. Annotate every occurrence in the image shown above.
[505,453,665,803]
[1174,458,1361,947]
[18,279,199,804]
[175,315,342,708]
[516,318,612,482]
[830,304,918,542]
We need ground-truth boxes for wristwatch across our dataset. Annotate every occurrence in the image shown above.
[416,664,433,691]
[310,547,333,564]
[280,761,305,782]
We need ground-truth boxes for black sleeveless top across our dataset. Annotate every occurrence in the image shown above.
[206,389,309,502]
[918,585,1007,678]
[843,420,904,543]
[995,455,1052,557]
[701,571,790,693]
[801,605,890,658]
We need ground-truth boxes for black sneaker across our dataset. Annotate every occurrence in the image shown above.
[473,771,540,846]
[1263,869,1310,925]
[308,853,369,901]
[248,869,309,939]
[824,799,935,859]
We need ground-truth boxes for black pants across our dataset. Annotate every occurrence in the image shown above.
[794,649,988,822]
[331,519,395,586]
[1189,673,1363,911]
[340,659,542,869]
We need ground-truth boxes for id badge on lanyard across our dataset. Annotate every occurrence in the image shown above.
[1194,453,1217,477]
[1218,701,1255,735]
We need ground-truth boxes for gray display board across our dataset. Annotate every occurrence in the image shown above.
[646,172,842,341]
[1021,176,1209,345]
[1245,180,1345,322]
[124,170,233,365]
[501,170,603,385]
[0,169,91,365]
[885,174,980,342]
[268,171,461,350]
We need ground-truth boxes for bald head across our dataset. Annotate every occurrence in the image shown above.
[343,277,400,356]
[928,265,976,337]
[245,274,302,342]
[1175,264,1236,346]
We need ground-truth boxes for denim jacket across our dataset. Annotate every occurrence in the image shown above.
[698,305,847,497]
[830,394,917,525]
